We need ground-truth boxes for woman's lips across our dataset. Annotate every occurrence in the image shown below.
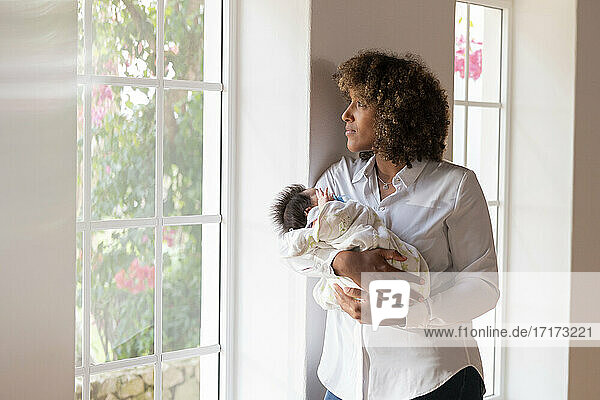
[345,129,356,135]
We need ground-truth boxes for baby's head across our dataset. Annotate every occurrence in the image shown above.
[271,184,319,234]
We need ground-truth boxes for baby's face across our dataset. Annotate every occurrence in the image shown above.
[302,188,319,207]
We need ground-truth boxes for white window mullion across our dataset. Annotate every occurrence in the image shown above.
[155,0,165,398]
[454,100,502,108]
[164,79,223,91]
[464,3,471,167]
[77,75,224,92]
[82,1,92,398]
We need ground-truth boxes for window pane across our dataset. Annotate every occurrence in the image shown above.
[466,107,499,201]
[92,0,157,78]
[452,105,465,165]
[454,2,467,101]
[77,0,84,75]
[164,0,221,82]
[162,354,218,399]
[163,90,220,216]
[91,85,156,220]
[77,85,84,221]
[468,5,502,103]
[76,232,83,367]
[163,224,219,351]
[75,376,83,400]
[164,0,204,81]
[91,228,155,364]
[91,364,154,400]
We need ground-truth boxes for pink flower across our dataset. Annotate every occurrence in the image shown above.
[163,228,176,247]
[454,34,483,81]
[115,269,126,289]
[115,258,155,294]
[148,266,155,289]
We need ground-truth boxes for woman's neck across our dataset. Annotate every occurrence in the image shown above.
[374,154,405,181]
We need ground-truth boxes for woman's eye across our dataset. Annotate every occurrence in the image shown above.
[357,101,366,108]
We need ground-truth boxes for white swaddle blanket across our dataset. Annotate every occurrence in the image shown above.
[280,199,430,310]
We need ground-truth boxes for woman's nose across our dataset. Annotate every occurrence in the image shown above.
[341,104,354,122]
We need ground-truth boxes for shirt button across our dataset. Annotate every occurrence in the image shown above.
[379,206,385,211]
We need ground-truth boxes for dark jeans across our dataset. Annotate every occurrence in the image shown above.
[323,366,484,400]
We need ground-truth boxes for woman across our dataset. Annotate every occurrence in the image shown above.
[287,50,499,400]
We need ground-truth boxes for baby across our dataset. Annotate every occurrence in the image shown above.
[272,184,430,311]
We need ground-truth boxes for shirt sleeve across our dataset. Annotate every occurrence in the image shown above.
[403,169,500,328]
[276,164,344,278]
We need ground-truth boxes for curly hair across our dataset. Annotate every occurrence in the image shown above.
[333,49,450,168]
[270,184,312,234]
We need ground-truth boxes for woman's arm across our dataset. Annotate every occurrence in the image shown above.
[410,169,499,327]
[332,169,500,327]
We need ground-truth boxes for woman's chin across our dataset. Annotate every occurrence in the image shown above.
[346,142,369,153]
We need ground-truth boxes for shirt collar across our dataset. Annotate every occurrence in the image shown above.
[351,154,429,188]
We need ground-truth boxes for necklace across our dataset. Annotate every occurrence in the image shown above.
[376,170,392,190]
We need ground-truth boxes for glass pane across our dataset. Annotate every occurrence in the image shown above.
[75,376,83,400]
[91,228,155,364]
[77,85,84,221]
[452,105,465,165]
[466,107,499,201]
[164,0,221,82]
[163,90,220,216]
[162,354,218,400]
[92,0,157,78]
[163,224,219,351]
[489,205,498,245]
[164,0,204,81]
[77,0,84,75]
[91,364,154,400]
[473,309,496,396]
[468,5,502,102]
[454,2,467,101]
[91,85,156,220]
[76,232,83,367]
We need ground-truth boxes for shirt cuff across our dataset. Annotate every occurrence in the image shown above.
[324,249,343,277]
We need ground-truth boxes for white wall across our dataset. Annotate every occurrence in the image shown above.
[308,1,455,397]
[0,1,76,399]
[233,0,311,398]
[503,0,576,398]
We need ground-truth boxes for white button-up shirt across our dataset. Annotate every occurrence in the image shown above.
[280,155,499,400]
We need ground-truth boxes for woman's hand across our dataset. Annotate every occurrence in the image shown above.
[333,284,410,325]
[333,284,372,324]
[332,248,424,302]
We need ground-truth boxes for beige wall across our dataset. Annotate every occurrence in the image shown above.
[0,1,76,399]
[309,0,455,185]
[307,1,455,397]
[568,0,600,398]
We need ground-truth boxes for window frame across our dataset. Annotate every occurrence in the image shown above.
[75,0,229,398]
[452,1,512,399]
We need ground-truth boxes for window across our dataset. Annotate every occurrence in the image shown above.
[453,1,509,398]
[75,1,224,399]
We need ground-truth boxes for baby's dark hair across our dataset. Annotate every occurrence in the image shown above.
[271,184,312,234]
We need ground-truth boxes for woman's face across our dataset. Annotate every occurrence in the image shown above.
[341,89,377,153]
